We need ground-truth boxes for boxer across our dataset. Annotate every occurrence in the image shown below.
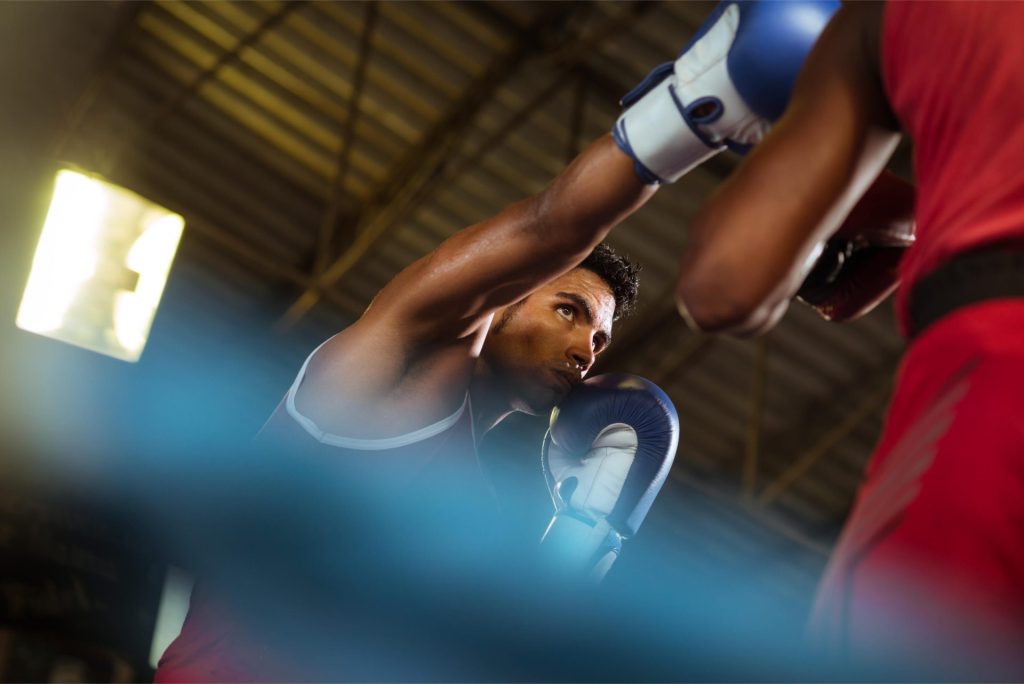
[613,0,917,332]
[646,1,1024,678]
[156,137,662,684]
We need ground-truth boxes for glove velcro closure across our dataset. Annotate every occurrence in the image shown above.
[539,513,623,584]
[613,78,721,185]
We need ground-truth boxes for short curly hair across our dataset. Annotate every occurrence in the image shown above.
[578,242,641,320]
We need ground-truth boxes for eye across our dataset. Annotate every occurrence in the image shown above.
[556,304,574,320]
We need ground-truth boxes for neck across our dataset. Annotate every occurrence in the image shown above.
[469,362,515,443]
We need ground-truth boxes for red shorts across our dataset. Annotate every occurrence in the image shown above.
[809,299,1024,677]
[154,584,296,683]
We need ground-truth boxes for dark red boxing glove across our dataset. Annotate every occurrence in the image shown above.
[797,171,915,322]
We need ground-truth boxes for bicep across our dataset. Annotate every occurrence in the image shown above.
[677,4,900,329]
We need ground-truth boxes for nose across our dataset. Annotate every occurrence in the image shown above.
[567,333,596,374]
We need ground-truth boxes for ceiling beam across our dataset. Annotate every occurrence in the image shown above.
[313,1,378,278]
[666,473,831,558]
[108,165,363,315]
[50,1,151,161]
[755,377,892,507]
[106,1,306,176]
[565,68,590,164]
[742,336,770,502]
[277,1,662,329]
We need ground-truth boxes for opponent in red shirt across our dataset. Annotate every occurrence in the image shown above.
[666,1,1024,678]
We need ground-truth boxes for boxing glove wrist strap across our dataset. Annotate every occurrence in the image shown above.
[540,513,623,583]
[613,77,721,185]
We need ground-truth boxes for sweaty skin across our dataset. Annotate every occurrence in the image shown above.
[293,134,654,443]
[471,268,616,432]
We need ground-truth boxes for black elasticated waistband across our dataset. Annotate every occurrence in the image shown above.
[907,245,1024,341]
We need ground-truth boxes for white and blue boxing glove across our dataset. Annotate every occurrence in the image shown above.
[540,374,679,584]
[613,0,838,185]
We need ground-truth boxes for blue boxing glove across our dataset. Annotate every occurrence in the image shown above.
[540,374,679,583]
[613,0,838,184]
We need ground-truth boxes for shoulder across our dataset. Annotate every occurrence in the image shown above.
[288,320,477,442]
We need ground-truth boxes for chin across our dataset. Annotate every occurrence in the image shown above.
[507,373,569,415]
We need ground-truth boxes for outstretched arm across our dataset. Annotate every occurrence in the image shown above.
[369,134,655,346]
[675,3,904,335]
[292,135,655,437]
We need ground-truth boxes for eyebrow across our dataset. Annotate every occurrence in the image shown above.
[556,292,612,347]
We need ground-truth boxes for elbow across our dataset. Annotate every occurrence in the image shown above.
[674,217,765,333]
[675,271,761,333]
[675,267,787,335]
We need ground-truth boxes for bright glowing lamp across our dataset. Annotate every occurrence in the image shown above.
[16,168,184,362]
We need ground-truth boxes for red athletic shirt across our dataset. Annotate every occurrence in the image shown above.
[883,1,1024,330]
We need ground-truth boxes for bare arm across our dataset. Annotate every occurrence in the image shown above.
[370,134,655,344]
[675,3,903,335]
[294,135,654,437]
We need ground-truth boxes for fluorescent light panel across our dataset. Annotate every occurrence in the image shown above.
[16,169,184,362]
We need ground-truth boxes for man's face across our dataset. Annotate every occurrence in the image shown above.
[482,268,616,415]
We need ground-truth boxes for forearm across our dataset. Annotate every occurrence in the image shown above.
[369,135,655,342]
[446,134,654,297]
[678,168,913,333]
[676,125,901,333]
[532,134,656,255]
[673,2,905,336]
